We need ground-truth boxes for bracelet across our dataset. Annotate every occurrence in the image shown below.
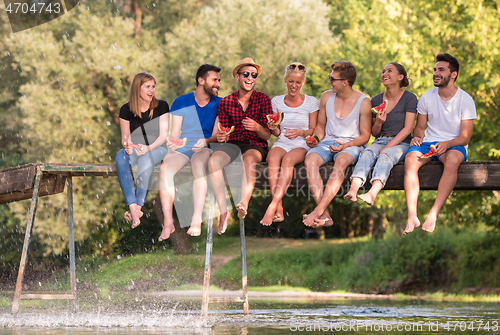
[303,130,305,137]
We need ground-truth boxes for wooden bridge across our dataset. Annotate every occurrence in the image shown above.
[1,161,499,315]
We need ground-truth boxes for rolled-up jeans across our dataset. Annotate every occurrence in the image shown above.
[115,146,169,206]
[351,136,410,187]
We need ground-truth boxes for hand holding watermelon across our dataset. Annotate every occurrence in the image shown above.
[166,137,187,150]
[421,144,437,158]
[123,142,145,153]
[266,112,283,129]
[371,100,388,114]
[306,134,321,148]
[217,122,235,135]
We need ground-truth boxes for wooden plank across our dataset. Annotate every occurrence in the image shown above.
[0,165,67,205]
[254,161,500,191]
[20,294,75,300]
[1,161,499,205]
[0,164,36,192]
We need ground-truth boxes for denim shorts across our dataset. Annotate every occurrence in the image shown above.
[306,139,363,164]
[407,141,467,161]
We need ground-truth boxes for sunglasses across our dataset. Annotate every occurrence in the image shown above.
[239,71,259,79]
[288,64,306,72]
[328,75,346,82]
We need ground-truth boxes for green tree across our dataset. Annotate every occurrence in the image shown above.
[161,0,336,101]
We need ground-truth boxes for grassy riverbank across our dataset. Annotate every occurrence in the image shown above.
[10,226,500,301]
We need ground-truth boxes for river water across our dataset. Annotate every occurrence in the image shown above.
[1,292,499,334]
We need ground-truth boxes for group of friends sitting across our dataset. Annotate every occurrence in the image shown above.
[115,53,476,241]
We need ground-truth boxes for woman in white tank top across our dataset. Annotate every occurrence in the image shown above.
[260,62,319,226]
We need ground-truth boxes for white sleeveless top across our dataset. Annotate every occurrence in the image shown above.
[271,94,319,152]
[323,93,367,145]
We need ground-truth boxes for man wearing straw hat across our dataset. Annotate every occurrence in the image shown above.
[208,57,272,233]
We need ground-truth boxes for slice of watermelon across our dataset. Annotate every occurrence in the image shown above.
[217,122,235,135]
[421,144,437,158]
[266,112,284,126]
[306,134,320,144]
[167,137,187,148]
[123,142,144,151]
[371,100,388,114]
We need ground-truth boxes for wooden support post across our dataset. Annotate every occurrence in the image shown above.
[67,177,78,312]
[201,191,216,317]
[12,167,43,315]
[239,217,249,316]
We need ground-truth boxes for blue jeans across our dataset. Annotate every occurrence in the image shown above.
[351,136,409,187]
[115,146,169,206]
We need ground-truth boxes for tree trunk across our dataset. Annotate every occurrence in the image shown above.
[372,212,386,240]
[103,79,119,126]
[153,194,193,254]
[132,0,142,41]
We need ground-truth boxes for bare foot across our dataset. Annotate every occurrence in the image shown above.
[187,215,203,236]
[260,213,274,226]
[313,211,333,227]
[403,216,421,235]
[422,212,437,233]
[303,209,321,227]
[158,220,175,241]
[236,203,247,219]
[129,206,143,229]
[124,210,143,223]
[343,192,357,202]
[272,206,284,222]
[358,193,375,206]
[187,223,201,236]
[218,212,230,235]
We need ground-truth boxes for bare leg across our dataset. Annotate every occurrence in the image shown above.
[358,180,384,206]
[236,149,263,219]
[158,152,189,241]
[302,153,326,226]
[422,151,464,233]
[261,148,306,226]
[261,148,286,226]
[304,153,353,227]
[208,151,232,232]
[187,149,211,237]
[403,151,429,235]
[309,153,353,227]
[344,177,363,202]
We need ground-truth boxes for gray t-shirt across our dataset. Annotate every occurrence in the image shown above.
[371,90,417,143]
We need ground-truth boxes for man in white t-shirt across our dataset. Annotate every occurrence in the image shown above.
[403,53,477,235]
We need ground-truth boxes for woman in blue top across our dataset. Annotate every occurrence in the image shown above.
[115,72,169,228]
[344,63,417,205]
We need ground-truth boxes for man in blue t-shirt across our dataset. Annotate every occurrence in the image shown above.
[158,64,222,241]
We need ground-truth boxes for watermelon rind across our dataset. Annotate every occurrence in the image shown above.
[371,100,388,114]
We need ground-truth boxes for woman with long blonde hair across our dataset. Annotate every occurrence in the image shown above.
[115,72,169,228]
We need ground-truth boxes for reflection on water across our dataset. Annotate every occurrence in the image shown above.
[1,292,499,334]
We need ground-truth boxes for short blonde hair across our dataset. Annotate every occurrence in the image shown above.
[284,62,307,80]
[128,72,158,119]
